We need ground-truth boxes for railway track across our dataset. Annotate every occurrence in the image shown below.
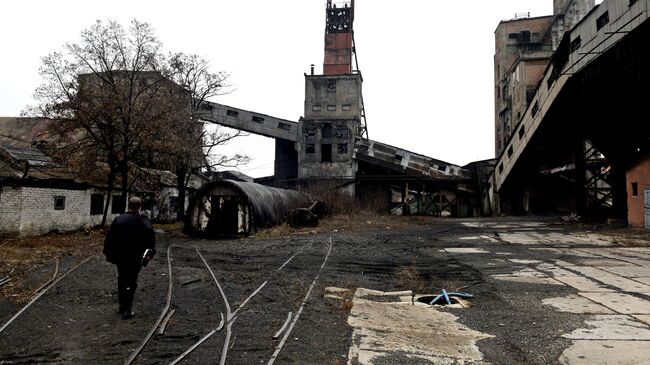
[124,237,333,364]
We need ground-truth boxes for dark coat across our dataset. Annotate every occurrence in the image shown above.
[103,212,156,266]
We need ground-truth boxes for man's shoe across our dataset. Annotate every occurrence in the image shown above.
[122,309,135,320]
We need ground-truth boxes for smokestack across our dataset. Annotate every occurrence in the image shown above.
[310,64,315,75]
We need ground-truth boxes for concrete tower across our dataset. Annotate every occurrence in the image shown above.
[297,0,364,194]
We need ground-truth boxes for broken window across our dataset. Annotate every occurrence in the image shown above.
[321,144,332,162]
[90,194,104,215]
[438,165,447,172]
[252,116,265,124]
[596,11,609,30]
[169,197,179,215]
[342,104,352,111]
[327,105,337,111]
[278,122,292,131]
[531,101,539,117]
[395,154,403,163]
[632,182,639,196]
[569,36,581,53]
[322,123,333,138]
[306,129,317,139]
[334,125,350,139]
[312,105,322,111]
[226,109,239,118]
[112,194,125,214]
[54,196,65,210]
[327,81,337,93]
[306,144,316,154]
[338,143,348,154]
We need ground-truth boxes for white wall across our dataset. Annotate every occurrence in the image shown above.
[0,186,122,237]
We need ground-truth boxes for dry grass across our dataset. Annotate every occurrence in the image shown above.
[0,229,104,303]
[153,221,184,231]
[253,211,429,240]
[396,266,427,294]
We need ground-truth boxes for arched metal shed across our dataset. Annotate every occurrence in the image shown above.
[185,180,313,237]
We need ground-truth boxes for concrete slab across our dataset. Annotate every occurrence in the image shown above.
[600,266,650,278]
[493,268,548,278]
[559,340,650,365]
[579,292,650,315]
[553,276,614,293]
[566,266,619,278]
[508,259,542,264]
[593,275,650,293]
[492,275,565,286]
[563,315,650,340]
[444,248,490,254]
[347,288,493,365]
[574,259,639,267]
[634,277,650,286]
[538,266,583,277]
[543,295,614,314]
[633,315,650,325]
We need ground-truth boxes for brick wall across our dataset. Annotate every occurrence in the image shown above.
[0,186,122,236]
[626,154,650,228]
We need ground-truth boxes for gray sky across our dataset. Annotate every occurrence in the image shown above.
[0,1,600,177]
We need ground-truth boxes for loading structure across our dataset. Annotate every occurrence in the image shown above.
[195,0,490,217]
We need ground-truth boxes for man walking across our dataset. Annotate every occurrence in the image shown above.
[103,196,156,319]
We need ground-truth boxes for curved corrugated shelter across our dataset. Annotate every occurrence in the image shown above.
[185,180,312,237]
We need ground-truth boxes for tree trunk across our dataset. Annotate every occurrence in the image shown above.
[101,171,116,227]
[176,166,188,222]
[120,161,129,212]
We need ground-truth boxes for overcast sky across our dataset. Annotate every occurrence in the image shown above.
[0,0,602,177]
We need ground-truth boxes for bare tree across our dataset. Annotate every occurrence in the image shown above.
[27,20,186,226]
[164,53,249,221]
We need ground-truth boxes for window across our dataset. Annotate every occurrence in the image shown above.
[321,144,332,162]
[334,126,349,139]
[395,154,403,163]
[531,101,539,117]
[169,197,179,215]
[322,124,332,138]
[518,125,526,139]
[54,196,66,210]
[278,122,292,131]
[337,143,348,154]
[632,182,639,197]
[305,144,315,154]
[312,105,322,111]
[507,146,514,158]
[438,165,447,172]
[306,129,317,139]
[90,194,104,215]
[112,194,125,214]
[327,105,337,111]
[499,164,504,173]
[342,104,352,111]
[252,116,265,123]
[327,81,337,93]
[226,109,239,117]
[596,12,609,30]
[569,36,581,53]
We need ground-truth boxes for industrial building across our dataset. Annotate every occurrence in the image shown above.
[197,0,490,218]
[491,0,650,228]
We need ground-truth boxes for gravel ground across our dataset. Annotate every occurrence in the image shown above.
[0,217,646,364]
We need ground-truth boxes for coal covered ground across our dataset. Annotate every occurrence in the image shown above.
[0,217,605,364]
